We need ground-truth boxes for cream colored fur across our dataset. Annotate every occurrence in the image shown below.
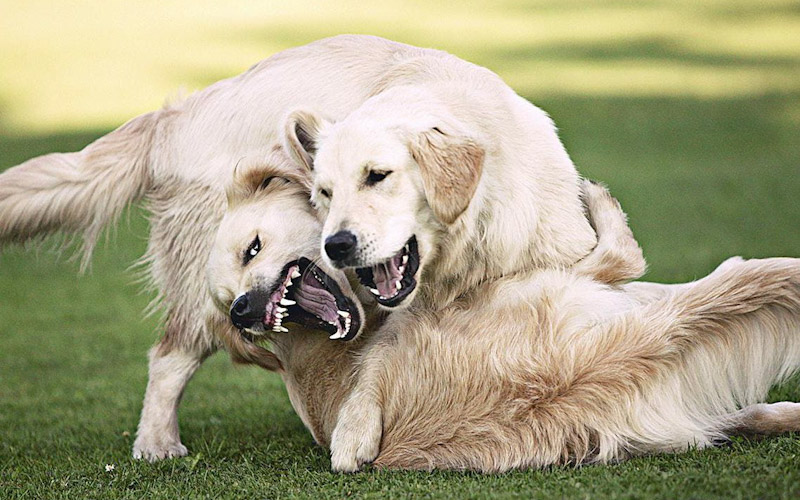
[0,35,497,460]
[284,60,800,470]
[209,170,800,472]
[287,62,596,311]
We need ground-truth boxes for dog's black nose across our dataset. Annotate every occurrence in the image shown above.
[230,293,253,329]
[324,230,358,263]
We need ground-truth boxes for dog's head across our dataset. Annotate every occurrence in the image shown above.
[207,149,365,363]
[283,91,484,309]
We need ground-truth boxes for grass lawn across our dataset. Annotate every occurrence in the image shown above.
[1,1,800,498]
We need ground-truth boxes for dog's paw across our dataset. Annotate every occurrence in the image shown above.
[329,403,382,473]
[132,435,189,462]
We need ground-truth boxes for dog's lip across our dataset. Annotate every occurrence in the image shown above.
[355,235,420,307]
[259,260,302,333]
[270,257,361,341]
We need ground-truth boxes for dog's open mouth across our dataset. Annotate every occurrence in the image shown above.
[355,235,420,307]
[260,257,360,341]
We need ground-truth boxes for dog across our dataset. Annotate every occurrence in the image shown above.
[0,35,518,460]
[284,63,800,471]
[285,59,596,312]
[209,164,800,472]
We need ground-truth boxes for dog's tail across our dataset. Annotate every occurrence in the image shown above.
[572,179,646,284]
[0,111,160,270]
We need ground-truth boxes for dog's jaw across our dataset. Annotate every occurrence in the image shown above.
[354,235,421,308]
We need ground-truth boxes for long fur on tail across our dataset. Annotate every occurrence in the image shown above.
[0,111,159,270]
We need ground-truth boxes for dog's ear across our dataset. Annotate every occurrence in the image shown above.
[409,127,485,224]
[284,110,329,171]
[225,147,312,207]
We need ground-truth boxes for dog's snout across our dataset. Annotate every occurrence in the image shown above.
[230,293,257,330]
[325,230,358,263]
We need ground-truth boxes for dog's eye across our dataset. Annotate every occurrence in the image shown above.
[319,188,331,198]
[243,235,261,265]
[366,170,392,186]
[261,176,289,190]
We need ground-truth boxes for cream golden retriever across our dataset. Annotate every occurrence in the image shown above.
[0,35,532,460]
[208,160,800,473]
[284,55,800,471]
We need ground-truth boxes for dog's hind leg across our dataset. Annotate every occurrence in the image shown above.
[725,402,800,438]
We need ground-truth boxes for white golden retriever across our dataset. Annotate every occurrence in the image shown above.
[209,161,800,473]
[0,35,522,460]
[285,55,800,471]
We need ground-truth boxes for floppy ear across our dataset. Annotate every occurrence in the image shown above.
[225,154,288,207]
[409,127,485,224]
[284,110,329,171]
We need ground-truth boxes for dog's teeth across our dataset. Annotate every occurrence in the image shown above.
[272,326,281,332]
[337,310,350,318]
[329,331,343,340]
[277,326,288,333]
[276,306,287,313]
[369,288,380,296]
[402,254,409,265]
[395,280,402,291]
[398,265,405,275]
[291,269,301,279]
[275,317,282,325]
[280,298,296,306]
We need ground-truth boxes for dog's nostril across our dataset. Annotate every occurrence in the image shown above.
[233,296,248,314]
[325,230,358,262]
[230,294,251,327]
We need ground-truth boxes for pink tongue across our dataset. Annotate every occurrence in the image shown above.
[373,253,403,298]
[294,270,339,324]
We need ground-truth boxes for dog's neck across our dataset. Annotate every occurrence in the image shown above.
[416,169,597,311]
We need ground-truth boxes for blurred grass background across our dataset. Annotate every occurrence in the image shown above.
[1,1,799,498]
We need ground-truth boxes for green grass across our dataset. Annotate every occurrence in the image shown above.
[2,1,800,498]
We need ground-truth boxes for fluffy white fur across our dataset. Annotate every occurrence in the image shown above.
[282,56,800,471]
[0,35,486,460]
[208,165,800,473]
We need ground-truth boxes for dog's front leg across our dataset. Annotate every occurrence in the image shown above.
[329,355,384,472]
[133,341,213,461]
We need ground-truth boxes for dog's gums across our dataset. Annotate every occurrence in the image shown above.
[355,236,421,307]
[241,258,361,341]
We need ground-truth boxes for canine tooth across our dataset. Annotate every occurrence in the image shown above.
[398,265,405,275]
[369,288,380,296]
[280,298,296,306]
[277,326,288,333]
[337,310,350,318]
[291,269,301,279]
[395,280,402,291]
[402,254,408,265]
[329,331,343,340]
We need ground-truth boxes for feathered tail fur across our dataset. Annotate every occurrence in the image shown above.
[0,111,160,270]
